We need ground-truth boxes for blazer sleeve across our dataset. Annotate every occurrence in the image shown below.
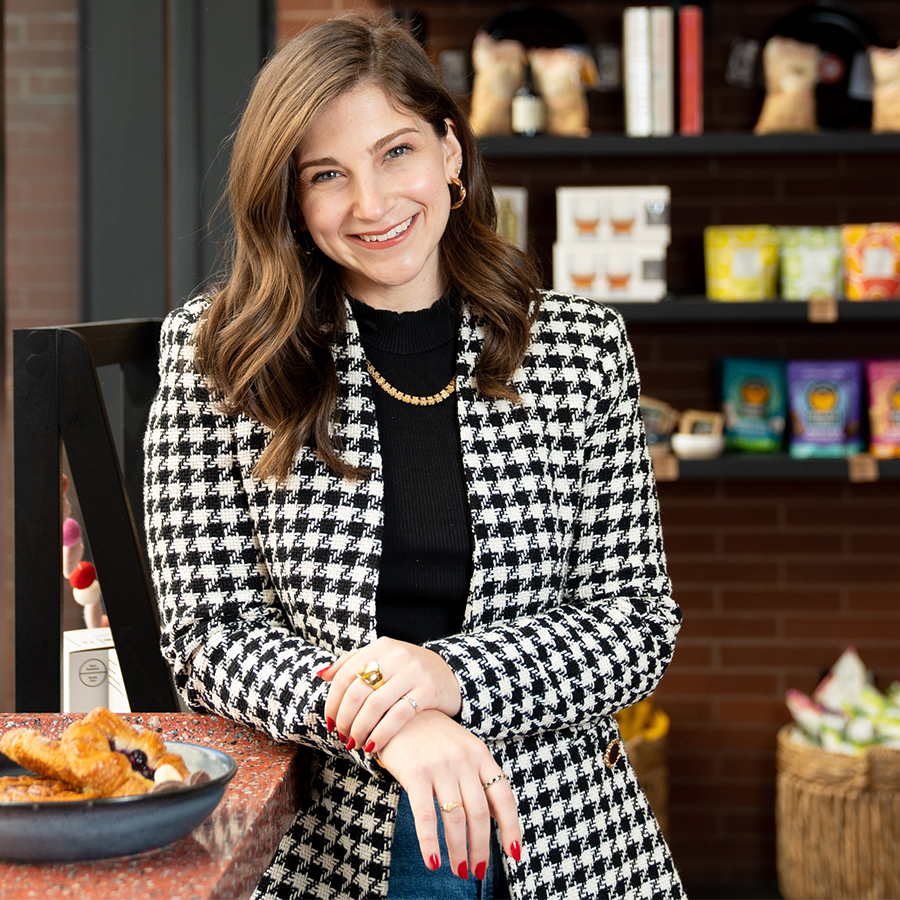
[424,307,681,742]
[144,304,375,771]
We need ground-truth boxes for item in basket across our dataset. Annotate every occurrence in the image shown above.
[866,359,900,458]
[721,357,786,451]
[785,647,900,754]
[787,360,863,458]
[778,226,843,300]
[842,223,900,300]
[704,226,779,301]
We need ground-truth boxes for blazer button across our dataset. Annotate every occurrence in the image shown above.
[603,738,622,769]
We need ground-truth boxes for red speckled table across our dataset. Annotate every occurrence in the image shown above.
[0,713,301,900]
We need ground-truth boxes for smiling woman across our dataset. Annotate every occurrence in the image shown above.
[143,11,684,900]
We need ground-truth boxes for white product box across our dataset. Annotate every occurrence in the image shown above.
[493,185,528,250]
[553,241,668,301]
[63,627,130,713]
[556,185,671,244]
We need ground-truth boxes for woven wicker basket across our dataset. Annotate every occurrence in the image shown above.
[625,733,669,840]
[776,725,900,900]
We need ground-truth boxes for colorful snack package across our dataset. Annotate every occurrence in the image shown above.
[866,359,900,458]
[842,223,900,300]
[721,357,786,452]
[705,226,779,301]
[787,360,864,458]
[777,226,843,300]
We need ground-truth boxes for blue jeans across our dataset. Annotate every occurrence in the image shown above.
[386,790,511,899]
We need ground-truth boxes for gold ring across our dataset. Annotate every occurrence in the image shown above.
[483,772,506,790]
[401,694,419,714]
[439,801,463,812]
[357,660,385,690]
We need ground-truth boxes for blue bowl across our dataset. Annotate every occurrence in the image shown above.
[0,740,237,861]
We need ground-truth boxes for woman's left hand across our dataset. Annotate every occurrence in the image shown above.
[318,638,462,754]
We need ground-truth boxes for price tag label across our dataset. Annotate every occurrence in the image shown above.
[807,297,839,323]
[652,452,680,482]
[847,453,879,483]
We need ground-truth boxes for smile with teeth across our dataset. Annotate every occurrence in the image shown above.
[358,216,414,243]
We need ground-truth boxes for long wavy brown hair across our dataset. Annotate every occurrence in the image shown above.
[196,12,541,481]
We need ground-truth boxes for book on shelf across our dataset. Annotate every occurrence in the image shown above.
[679,4,704,135]
[623,7,652,137]
[624,6,676,137]
[650,6,675,136]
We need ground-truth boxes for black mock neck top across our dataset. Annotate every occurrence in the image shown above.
[349,296,473,644]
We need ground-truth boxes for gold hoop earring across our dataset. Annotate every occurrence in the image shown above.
[449,176,466,211]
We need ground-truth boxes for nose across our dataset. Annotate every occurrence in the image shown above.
[351,171,392,223]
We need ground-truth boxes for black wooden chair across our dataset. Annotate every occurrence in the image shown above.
[13,320,179,712]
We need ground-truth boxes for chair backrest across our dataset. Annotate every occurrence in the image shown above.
[13,320,179,712]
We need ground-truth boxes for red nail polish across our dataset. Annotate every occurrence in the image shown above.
[475,861,486,881]
[429,854,440,870]
[316,665,331,677]
[345,736,356,751]
[326,717,335,733]
[510,840,521,862]
[364,740,375,753]
[457,861,468,880]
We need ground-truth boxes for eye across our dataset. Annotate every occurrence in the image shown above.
[386,143,413,160]
[309,169,340,185]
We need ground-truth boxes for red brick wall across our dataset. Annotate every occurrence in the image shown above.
[2,0,82,712]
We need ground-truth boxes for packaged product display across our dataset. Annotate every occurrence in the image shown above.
[553,241,667,301]
[786,360,863,458]
[866,359,900,458]
[754,36,819,134]
[704,226,779,300]
[869,43,900,133]
[492,186,528,250]
[554,186,670,301]
[777,226,843,300]
[556,186,670,243]
[721,357,786,451]
[842,223,900,299]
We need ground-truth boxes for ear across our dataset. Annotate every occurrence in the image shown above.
[441,118,464,179]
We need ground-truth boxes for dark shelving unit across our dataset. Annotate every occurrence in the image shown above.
[609,297,900,323]
[480,132,900,159]
[664,453,899,481]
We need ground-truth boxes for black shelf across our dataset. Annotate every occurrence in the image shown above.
[480,132,900,159]
[610,297,900,323]
[658,453,900,481]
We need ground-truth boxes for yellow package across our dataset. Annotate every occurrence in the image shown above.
[705,226,779,301]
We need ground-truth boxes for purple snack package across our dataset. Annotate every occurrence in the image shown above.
[787,360,863,458]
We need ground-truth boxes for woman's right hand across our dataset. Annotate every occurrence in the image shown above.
[376,709,522,881]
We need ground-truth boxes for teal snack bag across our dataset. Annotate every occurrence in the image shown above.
[721,357,787,452]
[787,360,863,458]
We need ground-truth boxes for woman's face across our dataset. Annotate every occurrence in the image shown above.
[295,83,463,312]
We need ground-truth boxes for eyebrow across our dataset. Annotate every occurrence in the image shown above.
[296,127,422,174]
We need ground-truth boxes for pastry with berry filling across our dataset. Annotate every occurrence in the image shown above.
[0,707,189,798]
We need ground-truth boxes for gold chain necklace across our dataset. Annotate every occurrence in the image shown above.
[365,359,456,406]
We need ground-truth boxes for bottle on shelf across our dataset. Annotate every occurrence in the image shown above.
[511,62,546,137]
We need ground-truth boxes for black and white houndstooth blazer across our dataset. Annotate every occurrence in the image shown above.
[144,291,684,900]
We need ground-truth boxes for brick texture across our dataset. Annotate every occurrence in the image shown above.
[3,0,898,889]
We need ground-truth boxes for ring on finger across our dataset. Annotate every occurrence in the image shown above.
[439,800,463,813]
[356,660,385,690]
[483,772,507,790]
[401,694,419,714]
